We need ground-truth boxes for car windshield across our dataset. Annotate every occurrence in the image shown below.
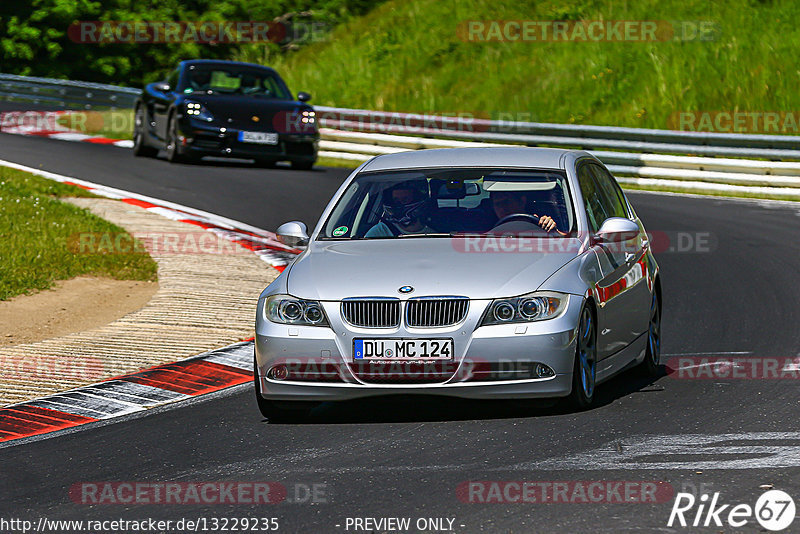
[320,167,575,240]
[183,66,291,99]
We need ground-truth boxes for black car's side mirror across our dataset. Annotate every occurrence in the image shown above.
[153,82,171,93]
[297,91,312,102]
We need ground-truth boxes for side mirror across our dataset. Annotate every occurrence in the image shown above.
[153,81,171,93]
[595,217,639,243]
[276,221,309,248]
[297,91,312,102]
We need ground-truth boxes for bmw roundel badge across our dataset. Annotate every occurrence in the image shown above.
[398,286,414,294]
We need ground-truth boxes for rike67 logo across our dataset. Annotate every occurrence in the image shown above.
[668,490,795,531]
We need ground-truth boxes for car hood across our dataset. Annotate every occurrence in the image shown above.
[287,238,583,301]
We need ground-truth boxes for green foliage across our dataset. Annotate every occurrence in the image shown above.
[3,0,799,130]
[0,0,380,87]
[262,0,800,130]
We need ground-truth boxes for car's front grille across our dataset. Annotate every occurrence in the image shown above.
[341,299,400,328]
[193,138,223,150]
[406,297,469,327]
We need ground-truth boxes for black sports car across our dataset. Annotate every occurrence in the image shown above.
[133,59,318,169]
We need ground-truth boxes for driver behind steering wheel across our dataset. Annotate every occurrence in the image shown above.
[365,180,436,237]
[489,191,560,233]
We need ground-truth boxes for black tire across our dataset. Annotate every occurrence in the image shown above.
[566,304,597,411]
[166,113,194,163]
[253,356,313,423]
[132,106,158,158]
[291,160,314,170]
[638,289,662,378]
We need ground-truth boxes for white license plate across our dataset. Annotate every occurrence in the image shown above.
[238,131,279,144]
[353,338,453,361]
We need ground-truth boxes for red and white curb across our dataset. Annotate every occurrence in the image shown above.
[0,159,302,443]
[0,110,133,148]
[0,159,300,271]
[0,340,255,443]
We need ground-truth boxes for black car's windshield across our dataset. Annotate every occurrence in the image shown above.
[320,167,575,240]
[182,65,292,99]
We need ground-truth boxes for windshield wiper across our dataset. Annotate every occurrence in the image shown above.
[397,233,452,238]
[449,232,486,238]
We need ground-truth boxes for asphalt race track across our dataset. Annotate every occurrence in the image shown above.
[1,131,799,532]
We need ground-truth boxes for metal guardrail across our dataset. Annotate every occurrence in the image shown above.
[317,129,800,198]
[1,74,800,198]
[315,129,800,198]
[319,129,800,177]
[0,73,140,110]
[313,106,800,160]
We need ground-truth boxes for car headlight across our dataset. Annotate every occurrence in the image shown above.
[185,101,214,122]
[480,292,568,326]
[301,110,315,124]
[264,294,328,326]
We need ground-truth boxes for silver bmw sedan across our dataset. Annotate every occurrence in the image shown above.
[254,147,662,420]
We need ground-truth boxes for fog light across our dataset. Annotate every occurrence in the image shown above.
[534,363,555,378]
[267,364,288,380]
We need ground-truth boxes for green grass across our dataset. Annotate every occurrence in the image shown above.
[315,156,366,169]
[237,0,800,133]
[0,166,158,301]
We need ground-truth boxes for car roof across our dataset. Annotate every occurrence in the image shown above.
[180,59,278,74]
[359,147,590,172]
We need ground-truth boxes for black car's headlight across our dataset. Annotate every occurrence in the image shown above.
[185,101,214,122]
[480,292,568,326]
[264,294,328,326]
[301,110,315,124]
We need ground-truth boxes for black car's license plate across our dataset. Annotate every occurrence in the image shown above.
[239,131,279,144]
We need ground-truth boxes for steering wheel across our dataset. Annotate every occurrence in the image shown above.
[491,213,541,229]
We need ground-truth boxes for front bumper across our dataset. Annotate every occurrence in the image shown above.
[254,296,583,401]
[178,118,318,161]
